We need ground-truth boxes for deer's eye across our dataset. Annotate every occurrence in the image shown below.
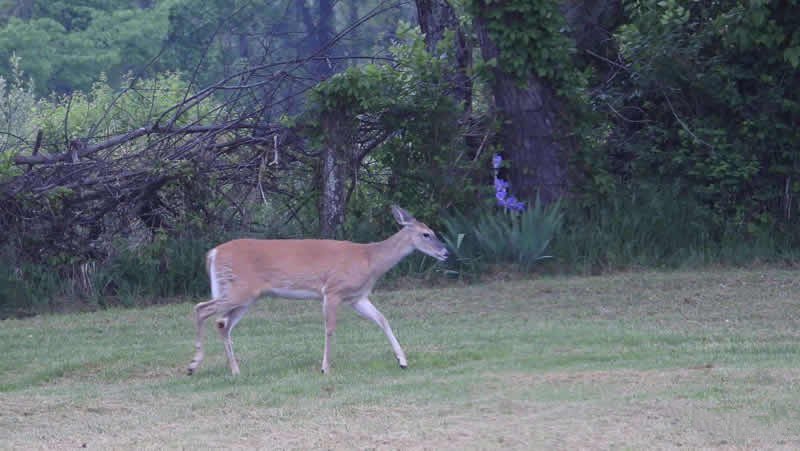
[422,232,431,239]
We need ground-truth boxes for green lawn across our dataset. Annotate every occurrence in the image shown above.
[2,269,800,449]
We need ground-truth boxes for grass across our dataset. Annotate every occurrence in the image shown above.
[2,268,800,449]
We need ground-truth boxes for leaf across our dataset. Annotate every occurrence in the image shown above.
[784,46,800,68]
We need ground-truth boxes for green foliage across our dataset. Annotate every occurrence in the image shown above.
[442,199,563,273]
[587,0,800,232]
[0,2,173,94]
[160,0,252,87]
[0,0,416,94]
[468,0,587,97]
[0,18,66,92]
[0,55,35,178]
[305,25,480,226]
[0,259,60,318]
[0,233,216,317]
[91,233,212,304]
[33,71,215,146]
[0,67,215,185]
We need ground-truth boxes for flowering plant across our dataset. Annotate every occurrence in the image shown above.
[492,154,525,211]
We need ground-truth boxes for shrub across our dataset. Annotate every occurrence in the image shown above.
[553,186,800,273]
[442,198,563,274]
[91,233,215,305]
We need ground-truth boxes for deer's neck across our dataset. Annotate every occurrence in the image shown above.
[367,228,415,278]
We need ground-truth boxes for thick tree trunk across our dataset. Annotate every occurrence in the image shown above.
[415,0,472,111]
[474,15,570,205]
[469,1,623,205]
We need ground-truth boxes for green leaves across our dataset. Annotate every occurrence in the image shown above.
[594,0,800,232]
[0,2,172,94]
[33,72,216,147]
[468,0,583,94]
[784,46,800,68]
[442,199,564,272]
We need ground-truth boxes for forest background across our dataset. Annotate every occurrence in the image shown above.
[0,0,798,316]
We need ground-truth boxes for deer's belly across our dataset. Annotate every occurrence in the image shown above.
[266,288,322,300]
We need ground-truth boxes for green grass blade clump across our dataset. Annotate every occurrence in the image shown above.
[443,198,563,273]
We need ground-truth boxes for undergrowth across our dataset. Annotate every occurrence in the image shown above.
[4,188,800,317]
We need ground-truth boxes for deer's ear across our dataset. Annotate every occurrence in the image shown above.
[391,205,415,226]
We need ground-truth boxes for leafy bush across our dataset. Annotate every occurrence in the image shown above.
[0,232,219,317]
[33,71,217,150]
[582,0,800,232]
[442,199,563,274]
[0,55,37,178]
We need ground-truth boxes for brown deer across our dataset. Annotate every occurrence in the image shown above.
[187,205,448,375]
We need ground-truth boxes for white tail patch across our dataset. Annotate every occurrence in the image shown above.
[207,248,221,299]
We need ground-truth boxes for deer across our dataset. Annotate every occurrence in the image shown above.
[187,205,448,376]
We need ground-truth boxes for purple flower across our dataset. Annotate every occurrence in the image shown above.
[496,188,507,202]
[492,154,502,169]
[494,176,525,211]
[501,196,526,212]
[491,153,525,212]
[494,178,509,191]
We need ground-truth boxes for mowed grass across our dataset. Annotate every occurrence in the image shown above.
[2,269,800,449]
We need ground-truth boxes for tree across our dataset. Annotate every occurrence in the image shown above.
[0,2,171,94]
[594,0,800,228]
[471,0,581,205]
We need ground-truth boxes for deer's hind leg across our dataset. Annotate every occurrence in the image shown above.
[187,298,225,375]
[216,304,250,375]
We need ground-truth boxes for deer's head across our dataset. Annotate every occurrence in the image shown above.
[391,205,448,261]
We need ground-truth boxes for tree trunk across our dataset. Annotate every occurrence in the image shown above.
[469,1,623,205]
[319,146,347,239]
[474,14,570,205]
[317,0,343,238]
[299,0,349,238]
[415,0,472,111]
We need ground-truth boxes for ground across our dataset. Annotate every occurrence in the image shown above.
[1,268,799,449]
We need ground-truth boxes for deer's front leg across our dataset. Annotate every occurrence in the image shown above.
[321,295,340,374]
[353,297,407,368]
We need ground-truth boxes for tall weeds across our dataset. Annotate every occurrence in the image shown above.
[552,187,800,272]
